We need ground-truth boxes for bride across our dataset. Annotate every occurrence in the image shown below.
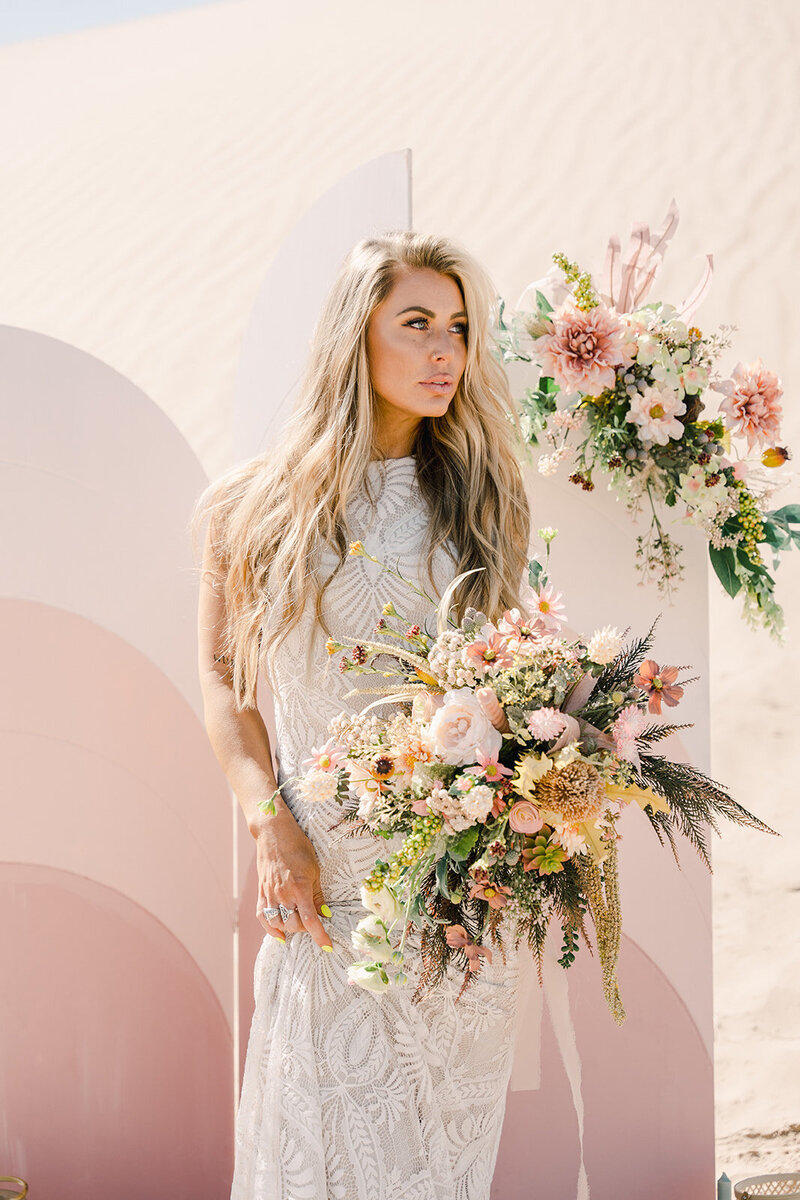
[193,230,533,1199]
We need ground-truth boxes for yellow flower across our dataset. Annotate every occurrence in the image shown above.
[349,541,365,556]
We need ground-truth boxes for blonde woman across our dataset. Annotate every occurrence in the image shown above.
[194,230,532,1199]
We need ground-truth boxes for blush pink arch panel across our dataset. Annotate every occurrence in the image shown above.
[0,328,234,1197]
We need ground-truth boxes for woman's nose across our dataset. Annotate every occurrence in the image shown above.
[429,330,452,359]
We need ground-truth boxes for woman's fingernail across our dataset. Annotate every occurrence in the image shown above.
[320,904,332,918]
[275,935,286,944]
[322,944,333,952]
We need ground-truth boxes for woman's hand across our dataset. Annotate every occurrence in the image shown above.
[253,807,333,951]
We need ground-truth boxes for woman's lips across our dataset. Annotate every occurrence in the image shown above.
[419,380,452,392]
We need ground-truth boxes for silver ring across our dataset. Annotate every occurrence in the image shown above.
[279,904,297,921]
[262,905,281,921]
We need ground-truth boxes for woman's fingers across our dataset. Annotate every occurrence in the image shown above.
[258,895,332,950]
[295,896,333,951]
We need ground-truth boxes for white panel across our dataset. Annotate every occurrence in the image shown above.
[233,148,412,460]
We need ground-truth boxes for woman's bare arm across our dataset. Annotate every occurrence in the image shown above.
[197,526,332,949]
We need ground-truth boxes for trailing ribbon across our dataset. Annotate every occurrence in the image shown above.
[510,931,590,1198]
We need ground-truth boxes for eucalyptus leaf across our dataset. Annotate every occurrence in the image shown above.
[709,546,741,598]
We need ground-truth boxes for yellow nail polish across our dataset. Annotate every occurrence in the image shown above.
[275,935,286,944]
[320,904,332,918]
[322,944,333,952]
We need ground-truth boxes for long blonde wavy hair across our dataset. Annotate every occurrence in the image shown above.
[191,230,532,711]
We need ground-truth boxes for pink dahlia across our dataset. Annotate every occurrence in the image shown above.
[532,299,635,397]
[526,707,568,741]
[717,358,784,450]
[612,703,649,765]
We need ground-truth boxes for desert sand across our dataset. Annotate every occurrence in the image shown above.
[1,0,798,1183]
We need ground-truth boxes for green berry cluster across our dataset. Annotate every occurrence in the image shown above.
[364,813,442,890]
[552,251,598,311]
[735,481,765,564]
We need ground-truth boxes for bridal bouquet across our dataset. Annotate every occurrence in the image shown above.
[492,198,798,638]
[262,534,774,1024]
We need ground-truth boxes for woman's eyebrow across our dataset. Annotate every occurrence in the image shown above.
[395,305,468,319]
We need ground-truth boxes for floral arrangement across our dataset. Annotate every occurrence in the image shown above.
[491,198,798,638]
[260,534,775,1024]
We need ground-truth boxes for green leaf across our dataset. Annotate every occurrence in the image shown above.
[761,520,785,549]
[435,856,453,900]
[709,546,741,598]
[535,289,554,315]
[448,825,480,861]
[769,503,800,526]
[528,558,544,589]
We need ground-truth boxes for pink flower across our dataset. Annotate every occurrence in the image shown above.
[301,736,348,772]
[532,299,635,397]
[468,880,512,909]
[612,703,649,766]
[472,747,514,783]
[445,924,493,971]
[426,688,503,766]
[498,606,543,644]
[508,799,544,835]
[411,690,445,724]
[633,660,684,715]
[717,359,783,450]
[626,385,687,445]
[463,628,516,673]
[526,707,567,741]
[523,582,567,633]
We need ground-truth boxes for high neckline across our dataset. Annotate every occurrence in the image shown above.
[367,455,417,465]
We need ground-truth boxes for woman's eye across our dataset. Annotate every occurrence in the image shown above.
[403,317,468,336]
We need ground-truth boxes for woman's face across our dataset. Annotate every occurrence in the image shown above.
[365,267,468,450]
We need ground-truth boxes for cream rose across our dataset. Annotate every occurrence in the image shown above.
[424,687,503,766]
[360,884,405,925]
[347,962,391,994]
[351,915,393,962]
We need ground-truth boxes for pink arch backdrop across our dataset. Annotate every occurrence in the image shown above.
[1,150,713,1198]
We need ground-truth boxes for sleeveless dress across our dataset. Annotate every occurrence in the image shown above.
[230,456,521,1200]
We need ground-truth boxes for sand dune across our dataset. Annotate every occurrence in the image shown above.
[1,0,798,1181]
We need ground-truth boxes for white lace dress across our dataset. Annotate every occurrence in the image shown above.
[230,456,521,1200]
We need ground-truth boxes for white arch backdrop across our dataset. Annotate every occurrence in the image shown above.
[0,149,713,1198]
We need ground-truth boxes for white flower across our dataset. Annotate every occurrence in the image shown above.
[626,385,687,446]
[427,786,475,833]
[552,822,587,855]
[677,464,728,518]
[347,962,391,993]
[297,768,339,804]
[586,626,624,665]
[356,791,380,821]
[424,687,502,766]
[360,884,405,925]
[351,915,393,962]
[460,784,495,823]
